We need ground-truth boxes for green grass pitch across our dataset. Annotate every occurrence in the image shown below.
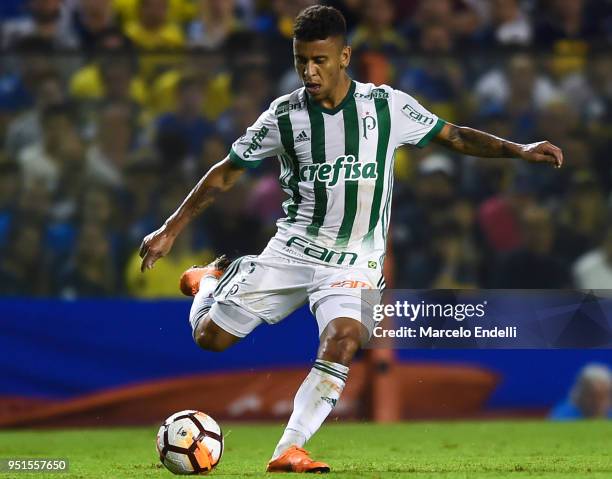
[0,421,611,478]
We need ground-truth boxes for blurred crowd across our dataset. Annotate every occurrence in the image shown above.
[0,0,611,298]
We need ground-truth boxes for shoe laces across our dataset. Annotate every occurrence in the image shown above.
[292,446,310,456]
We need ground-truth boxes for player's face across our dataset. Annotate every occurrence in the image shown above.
[293,36,350,102]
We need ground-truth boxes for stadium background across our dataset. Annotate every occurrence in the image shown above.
[0,0,611,426]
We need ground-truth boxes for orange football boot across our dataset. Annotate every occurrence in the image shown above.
[266,446,330,473]
[179,255,231,296]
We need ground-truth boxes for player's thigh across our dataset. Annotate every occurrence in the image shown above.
[309,267,382,341]
[212,255,311,335]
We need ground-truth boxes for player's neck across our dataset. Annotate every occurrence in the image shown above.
[318,74,352,110]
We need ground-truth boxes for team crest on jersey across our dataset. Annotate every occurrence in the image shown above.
[298,155,377,186]
[362,112,376,139]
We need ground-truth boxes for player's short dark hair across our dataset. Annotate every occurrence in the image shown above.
[293,5,347,43]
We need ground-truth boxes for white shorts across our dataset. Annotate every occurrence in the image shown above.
[209,249,382,339]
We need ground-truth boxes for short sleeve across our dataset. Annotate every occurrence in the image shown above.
[229,103,282,169]
[393,89,445,148]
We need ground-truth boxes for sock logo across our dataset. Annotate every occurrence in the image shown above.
[321,396,337,407]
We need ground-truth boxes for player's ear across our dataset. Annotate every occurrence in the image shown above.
[340,45,351,69]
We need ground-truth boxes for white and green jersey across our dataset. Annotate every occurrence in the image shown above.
[229,80,445,273]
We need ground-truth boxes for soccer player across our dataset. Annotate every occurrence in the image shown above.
[139,6,563,473]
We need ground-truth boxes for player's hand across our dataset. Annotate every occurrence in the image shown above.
[520,141,563,169]
[139,226,176,272]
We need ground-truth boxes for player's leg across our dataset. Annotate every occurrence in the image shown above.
[269,313,367,462]
[185,256,252,352]
[189,286,241,352]
[187,253,310,353]
[268,267,379,472]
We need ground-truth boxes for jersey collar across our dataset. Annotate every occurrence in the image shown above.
[306,80,356,115]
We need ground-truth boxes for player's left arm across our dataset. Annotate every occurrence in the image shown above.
[432,122,563,168]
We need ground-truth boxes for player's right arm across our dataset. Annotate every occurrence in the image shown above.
[139,158,245,272]
[140,98,284,272]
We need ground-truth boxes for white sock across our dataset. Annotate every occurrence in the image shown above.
[188,275,218,339]
[271,359,348,460]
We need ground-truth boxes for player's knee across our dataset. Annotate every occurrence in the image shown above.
[319,320,364,365]
[193,320,229,352]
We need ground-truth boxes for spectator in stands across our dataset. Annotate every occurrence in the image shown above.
[125,179,214,297]
[231,66,274,112]
[187,0,243,49]
[124,0,185,50]
[1,0,76,50]
[550,363,612,420]
[406,218,479,288]
[475,54,558,110]
[197,134,228,174]
[476,0,532,47]
[86,101,134,188]
[534,98,580,149]
[17,103,79,193]
[393,154,459,284]
[474,54,559,142]
[46,182,119,272]
[580,56,612,192]
[573,225,612,289]
[556,171,606,263]
[65,0,119,52]
[0,161,20,247]
[14,179,51,226]
[494,205,571,288]
[201,177,267,256]
[113,0,197,27]
[0,37,57,114]
[50,127,87,222]
[0,219,48,296]
[56,220,117,297]
[69,51,146,109]
[534,0,602,48]
[399,22,463,122]
[350,0,406,55]
[262,0,316,40]
[405,0,482,44]
[124,0,186,81]
[217,91,262,146]
[154,74,213,171]
[147,52,232,121]
[121,154,161,245]
[5,70,64,160]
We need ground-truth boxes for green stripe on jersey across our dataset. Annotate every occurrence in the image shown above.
[364,97,391,243]
[214,257,243,295]
[381,149,395,246]
[416,118,445,148]
[277,103,301,222]
[229,148,261,169]
[306,103,327,237]
[335,95,360,247]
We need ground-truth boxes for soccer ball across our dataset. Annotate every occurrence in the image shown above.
[156,410,224,475]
